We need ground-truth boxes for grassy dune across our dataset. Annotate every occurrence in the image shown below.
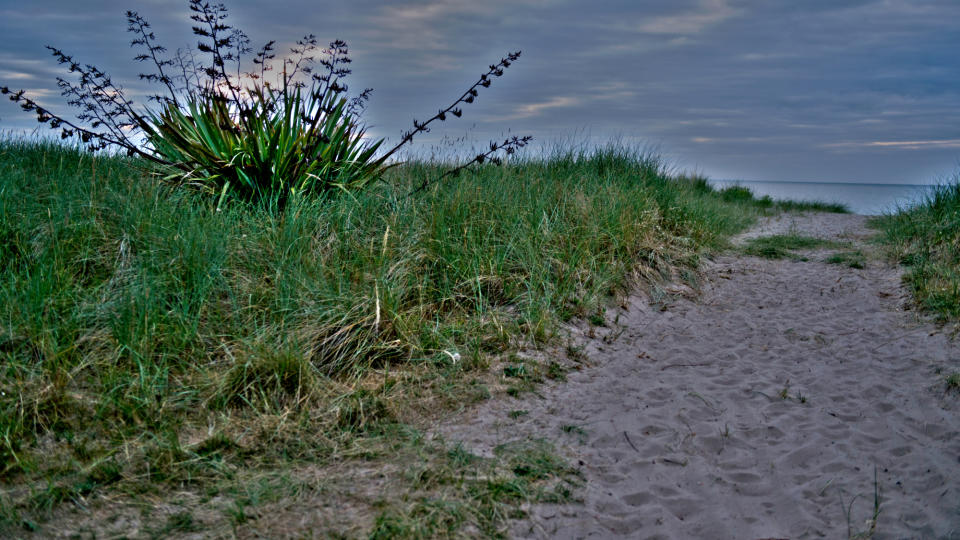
[0,139,840,535]
[873,177,960,321]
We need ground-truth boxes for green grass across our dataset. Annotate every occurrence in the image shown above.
[825,250,867,269]
[742,234,841,259]
[717,185,850,214]
[0,138,783,535]
[945,372,960,393]
[872,178,960,320]
[370,438,579,538]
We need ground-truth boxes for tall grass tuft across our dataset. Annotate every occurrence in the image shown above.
[873,176,960,319]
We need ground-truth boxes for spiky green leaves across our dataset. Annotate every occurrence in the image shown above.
[143,78,390,210]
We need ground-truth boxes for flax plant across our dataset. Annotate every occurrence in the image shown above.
[143,69,388,210]
[1,0,529,209]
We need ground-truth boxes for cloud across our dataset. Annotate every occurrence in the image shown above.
[373,0,563,26]
[637,0,738,34]
[364,0,557,52]
[513,96,578,118]
[691,135,770,144]
[0,54,58,71]
[486,96,578,121]
[589,82,637,102]
[738,52,801,62]
[0,9,96,22]
[0,70,34,81]
[376,2,485,26]
[3,87,57,107]
[825,139,960,151]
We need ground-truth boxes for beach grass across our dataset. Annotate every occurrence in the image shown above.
[742,234,842,260]
[872,177,960,320]
[945,372,960,393]
[716,185,850,214]
[825,250,867,269]
[0,138,807,535]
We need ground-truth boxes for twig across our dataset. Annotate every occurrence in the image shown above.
[623,431,639,453]
[404,135,532,197]
[383,52,523,161]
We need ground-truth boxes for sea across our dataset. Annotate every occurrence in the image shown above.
[709,180,938,216]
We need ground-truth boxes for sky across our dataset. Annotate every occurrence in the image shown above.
[1,0,958,184]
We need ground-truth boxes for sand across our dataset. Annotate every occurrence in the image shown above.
[438,213,960,539]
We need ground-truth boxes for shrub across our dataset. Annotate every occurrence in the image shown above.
[873,177,960,319]
[720,185,755,203]
[2,0,530,210]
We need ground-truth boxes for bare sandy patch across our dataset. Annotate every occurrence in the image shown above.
[438,213,960,539]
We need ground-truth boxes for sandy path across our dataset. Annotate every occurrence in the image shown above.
[439,213,960,539]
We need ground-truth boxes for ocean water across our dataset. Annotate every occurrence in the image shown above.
[710,180,937,215]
